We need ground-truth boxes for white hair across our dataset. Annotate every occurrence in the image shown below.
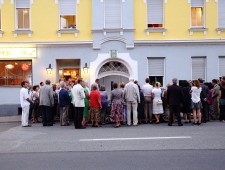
[60,81,65,88]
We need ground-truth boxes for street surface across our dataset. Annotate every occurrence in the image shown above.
[0,121,225,170]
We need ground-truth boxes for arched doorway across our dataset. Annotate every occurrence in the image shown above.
[98,61,129,93]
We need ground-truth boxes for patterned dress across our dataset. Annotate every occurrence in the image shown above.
[110,88,124,122]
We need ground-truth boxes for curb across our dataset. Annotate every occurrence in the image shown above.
[0,115,21,123]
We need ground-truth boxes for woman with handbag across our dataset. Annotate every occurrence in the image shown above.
[152,82,163,124]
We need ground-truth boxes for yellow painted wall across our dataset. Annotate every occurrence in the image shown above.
[134,0,225,40]
[0,0,92,42]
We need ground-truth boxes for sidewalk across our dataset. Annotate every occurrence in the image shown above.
[0,115,21,123]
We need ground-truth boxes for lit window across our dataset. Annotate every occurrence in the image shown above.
[16,0,30,29]
[0,61,32,86]
[59,0,77,30]
[60,15,76,29]
[191,7,203,27]
[147,0,164,28]
[17,8,30,29]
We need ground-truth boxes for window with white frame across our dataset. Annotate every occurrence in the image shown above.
[148,58,165,86]
[219,57,225,77]
[104,0,121,29]
[59,0,77,30]
[218,0,225,28]
[191,0,204,27]
[16,0,30,29]
[147,0,164,28]
[192,57,206,81]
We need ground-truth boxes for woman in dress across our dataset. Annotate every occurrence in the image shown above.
[32,85,40,123]
[89,83,102,127]
[152,82,164,124]
[110,83,124,128]
[182,80,192,123]
[100,85,108,125]
[190,80,202,125]
[82,82,90,127]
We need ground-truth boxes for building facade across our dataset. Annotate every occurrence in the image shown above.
[0,0,225,115]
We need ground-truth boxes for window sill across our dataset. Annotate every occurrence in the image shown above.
[13,30,33,37]
[217,28,225,34]
[189,28,208,35]
[57,29,79,37]
[146,28,167,36]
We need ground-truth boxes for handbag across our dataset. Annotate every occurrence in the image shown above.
[157,99,163,105]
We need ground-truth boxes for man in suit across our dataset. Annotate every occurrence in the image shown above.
[167,78,183,126]
[198,78,209,123]
[39,80,54,126]
[72,78,86,129]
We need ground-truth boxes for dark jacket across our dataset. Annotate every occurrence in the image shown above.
[167,84,184,105]
[200,84,209,102]
[59,88,71,107]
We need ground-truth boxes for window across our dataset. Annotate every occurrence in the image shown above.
[147,0,164,28]
[218,0,225,28]
[104,0,121,29]
[148,58,165,86]
[192,57,206,80]
[219,57,225,77]
[0,60,32,86]
[191,0,204,27]
[16,0,30,29]
[59,0,76,29]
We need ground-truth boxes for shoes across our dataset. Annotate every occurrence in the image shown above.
[168,123,172,126]
[197,122,201,126]
[114,125,120,128]
[178,123,183,126]
[22,125,32,127]
[189,120,192,123]
[193,122,197,125]
[184,121,188,124]
[47,124,53,126]
[156,121,160,124]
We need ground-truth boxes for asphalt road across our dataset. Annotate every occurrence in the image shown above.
[0,121,224,170]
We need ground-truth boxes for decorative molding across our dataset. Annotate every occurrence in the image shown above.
[14,33,17,38]
[163,31,166,36]
[28,33,32,37]
[206,0,209,2]
[190,31,193,36]
[54,0,58,4]
[100,0,103,2]
[120,31,123,36]
[30,0,33,4]
[103,31,106,36]
[215,0,218,2]
[188,0,190,3]
[58,33,61,37]
[164,0,168,4]
[204,30,207,35]
[11,0,14,4]
[74,33,78,37]
[122,0,125,2]
[1,0,4,4]
[146,31,150,36]
[144,0,146,3]
[77,0,80,4]
[0,31,3,38]
[217,31,221,35]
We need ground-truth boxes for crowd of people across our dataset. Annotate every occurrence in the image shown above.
[19,76,225,128]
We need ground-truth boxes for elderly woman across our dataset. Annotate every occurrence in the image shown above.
[89,83,102,127]
[152,82,163,124]
[110,83,124,128]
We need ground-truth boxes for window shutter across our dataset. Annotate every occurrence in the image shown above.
[59,0,76,16]
[147,0,163,25]
[16,0,30,8]
[191,0,204,7]
[219,57,225,76]
[192,57,206,80]
[218,0,225,28]
[148,58,164,76]
[104,0,121,29]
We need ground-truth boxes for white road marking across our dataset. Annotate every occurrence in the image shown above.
[80,136,192,142]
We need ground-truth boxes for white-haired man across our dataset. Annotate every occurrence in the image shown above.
[124,77,140,126]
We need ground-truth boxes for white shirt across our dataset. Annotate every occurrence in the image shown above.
[20,88,30,107]
[191,86,202,103]
[72,84,85,107]
[142,83,153,96]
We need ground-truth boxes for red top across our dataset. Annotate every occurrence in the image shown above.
[89,90,101,109]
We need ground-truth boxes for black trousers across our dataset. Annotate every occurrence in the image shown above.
[41,106,53,126]
[169,105,182,125]
[220,105,225,121]
[201,101,208,122]
[74,107,84,129]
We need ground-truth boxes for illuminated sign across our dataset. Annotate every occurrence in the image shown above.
[0,48,37,58]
